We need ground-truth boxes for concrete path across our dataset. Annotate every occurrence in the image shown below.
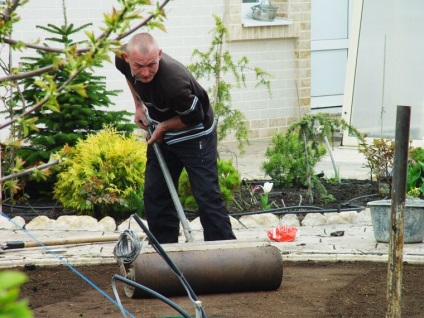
[1,211,423,268]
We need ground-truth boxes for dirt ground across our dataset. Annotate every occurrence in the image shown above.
[19,261,424,318]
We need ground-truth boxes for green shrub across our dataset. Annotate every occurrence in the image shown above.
[408,147,424,197]
[54,126,147,219]
[406,161,424,198]
[359,137,395,196]
[262,130,327,186]
[262,113,362,187]
[178,159,241,211]
[0,271,32,318]
[13,23,134,163]
[359,141,424,197]
[261,113,363,203]
[410,147,424,164]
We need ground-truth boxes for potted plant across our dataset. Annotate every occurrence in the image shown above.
[367,157,424,243]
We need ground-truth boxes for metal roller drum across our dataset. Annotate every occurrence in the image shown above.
[122,245,283,298]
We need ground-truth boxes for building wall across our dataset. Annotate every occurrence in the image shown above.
[1,0,311,141]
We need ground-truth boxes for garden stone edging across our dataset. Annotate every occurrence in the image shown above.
[0,209,372,232]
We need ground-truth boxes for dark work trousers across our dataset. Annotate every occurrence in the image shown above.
[143,130,237,244]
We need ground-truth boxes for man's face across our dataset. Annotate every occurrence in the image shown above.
[124,48,162,83]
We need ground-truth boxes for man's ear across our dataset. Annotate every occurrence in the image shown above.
[122,52,129,63]
[158,49,163,60]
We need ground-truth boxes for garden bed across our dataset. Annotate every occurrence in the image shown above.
[3,178,383,223]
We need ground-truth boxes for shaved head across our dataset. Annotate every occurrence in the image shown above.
[126,33,160,57]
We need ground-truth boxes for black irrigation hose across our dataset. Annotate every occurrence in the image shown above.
[230,192,381,217]
[2,202,63,210]
[230,205,365,217]
[131,214,207,318]
[112,275,191,318]
[230,205,323,217]
[343,193,383,203]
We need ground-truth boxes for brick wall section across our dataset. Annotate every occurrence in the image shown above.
[293,0,312,126]
[223,0,311,139]
[1,0,311,142]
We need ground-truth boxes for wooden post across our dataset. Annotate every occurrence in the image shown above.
[386,105,410,317]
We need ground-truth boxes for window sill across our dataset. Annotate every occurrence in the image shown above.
[242,17,293,28]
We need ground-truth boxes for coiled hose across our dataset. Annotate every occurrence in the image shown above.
[113,229,144,264]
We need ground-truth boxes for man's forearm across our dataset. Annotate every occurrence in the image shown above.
[158,116,187,132]
[148,116,188,144]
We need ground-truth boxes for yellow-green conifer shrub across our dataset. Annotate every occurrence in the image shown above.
[54,126,147,219]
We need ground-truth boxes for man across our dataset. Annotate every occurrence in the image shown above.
[115,33,236,243]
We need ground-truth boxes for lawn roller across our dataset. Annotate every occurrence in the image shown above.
[115,110,283,301]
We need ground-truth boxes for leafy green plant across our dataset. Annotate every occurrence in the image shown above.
[0,270,32,318]
[409,147,424,164]
[187,15,271,152]
[262,113,363,203]
[312,176,336,204]
[406,161,424,198]
[358,137,394,196]
[252,182,274,210]
[359,139,424,197]
[54,126,147,219]
[407,147,424,198]
[231,181,259,212]
[178,159,241,211]
[262,130,327,187]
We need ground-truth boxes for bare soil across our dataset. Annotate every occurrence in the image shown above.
[19,261,424,317]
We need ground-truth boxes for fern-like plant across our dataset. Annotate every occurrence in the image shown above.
[54,126,147,219]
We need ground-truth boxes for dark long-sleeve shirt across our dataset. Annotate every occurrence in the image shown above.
[115,52,215,145]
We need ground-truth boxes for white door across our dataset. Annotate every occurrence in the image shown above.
[311,0,352,113]
[342,0,424,146]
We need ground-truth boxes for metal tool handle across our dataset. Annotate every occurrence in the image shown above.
[145,111,194,242]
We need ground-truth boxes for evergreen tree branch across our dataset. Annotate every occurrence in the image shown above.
[0,65,54,82]
[0,68,82,130]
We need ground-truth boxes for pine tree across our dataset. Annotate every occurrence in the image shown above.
[14,23,134,165]
[11,23,135,198]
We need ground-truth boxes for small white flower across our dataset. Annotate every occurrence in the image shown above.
[263,182,273,194]
[315,125,324,133]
